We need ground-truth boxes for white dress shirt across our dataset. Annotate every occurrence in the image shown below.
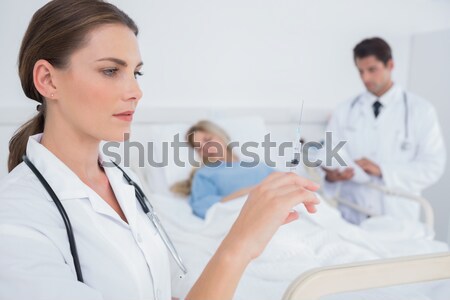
[0,134,171,300]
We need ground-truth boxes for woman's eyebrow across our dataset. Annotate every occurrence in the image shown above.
[96,57,144,68]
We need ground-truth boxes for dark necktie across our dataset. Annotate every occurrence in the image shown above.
[372,100,382,118]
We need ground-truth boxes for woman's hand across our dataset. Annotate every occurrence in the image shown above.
[221,186,255,202]
[222,172,320,262]
[186,172,319,300]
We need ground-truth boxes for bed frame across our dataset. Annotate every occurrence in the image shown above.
[283,251,450,300]
[283,252,450,300]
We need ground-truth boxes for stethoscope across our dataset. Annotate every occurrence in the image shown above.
[22,154,187,283]
[348,91,411,151]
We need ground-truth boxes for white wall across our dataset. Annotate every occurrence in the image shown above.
[2,0,450,111]
[408,29,450,242]
[109,0,450,109]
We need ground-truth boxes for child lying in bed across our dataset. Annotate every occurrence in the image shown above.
[171,120,275,219]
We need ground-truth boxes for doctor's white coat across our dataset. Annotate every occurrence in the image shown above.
[0,134,173,300]
[323,85,446,224]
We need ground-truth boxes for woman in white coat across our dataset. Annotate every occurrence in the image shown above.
[0,1,319,300]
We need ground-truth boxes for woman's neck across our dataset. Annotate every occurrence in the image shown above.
[40,116,103,182]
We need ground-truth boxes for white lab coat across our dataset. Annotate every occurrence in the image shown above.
[323,84,446,224]
[0,134,173,300]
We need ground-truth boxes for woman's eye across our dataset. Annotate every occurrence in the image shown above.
[134,71,144,79]
[102,68,118,77]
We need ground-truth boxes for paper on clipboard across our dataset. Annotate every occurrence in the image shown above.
[316,146,371,183]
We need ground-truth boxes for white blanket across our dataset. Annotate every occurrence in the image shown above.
[150,193,449,299]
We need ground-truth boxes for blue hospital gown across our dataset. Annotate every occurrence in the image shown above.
[189,161,275,219]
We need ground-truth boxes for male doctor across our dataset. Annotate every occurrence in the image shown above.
[323,37,446,225]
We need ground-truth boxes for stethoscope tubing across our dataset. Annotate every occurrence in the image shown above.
[349,92,409,150]
[22,155,84,282]
[22,154,188,283]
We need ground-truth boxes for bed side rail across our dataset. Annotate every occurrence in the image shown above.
[283,252,450,300]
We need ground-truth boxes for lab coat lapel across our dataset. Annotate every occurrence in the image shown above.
[371,84,402,124]
[349,100,372,158]
[102,161,139,232]
[25,133,89,201]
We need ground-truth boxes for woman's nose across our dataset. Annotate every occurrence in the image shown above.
[124,75,143,102]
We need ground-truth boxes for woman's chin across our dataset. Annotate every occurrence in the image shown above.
[104,128,131,142]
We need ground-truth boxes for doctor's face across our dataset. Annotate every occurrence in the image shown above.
[355,55,393,96]
[51,24,143,142]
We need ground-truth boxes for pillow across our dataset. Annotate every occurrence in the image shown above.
[213,116,266,162]
[130,116,268,194]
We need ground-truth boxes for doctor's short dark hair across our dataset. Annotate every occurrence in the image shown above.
[353,37,392,65]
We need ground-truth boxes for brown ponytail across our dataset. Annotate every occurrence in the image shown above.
[8,110,45,172]
[8,0,138,172]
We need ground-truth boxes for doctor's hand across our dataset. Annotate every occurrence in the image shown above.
[186,172,319,300]
[322,167,354,182]
[221,186,256,203]
[355,157,382,177]
[222,172,320,262]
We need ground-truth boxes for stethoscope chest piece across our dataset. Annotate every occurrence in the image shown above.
[401,141,412,151]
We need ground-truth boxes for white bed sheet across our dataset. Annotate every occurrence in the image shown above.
[149,193,449,299]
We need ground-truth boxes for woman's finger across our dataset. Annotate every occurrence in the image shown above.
[272,183,304,197]
[303,201,318,213]
[260,171,288,184]
[264,172,320,191]
[277,187,320,211]
[282,210,299,225]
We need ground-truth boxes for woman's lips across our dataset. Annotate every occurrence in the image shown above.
[113,111,134,122]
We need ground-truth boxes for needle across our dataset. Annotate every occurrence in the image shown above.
[290,100,304,171]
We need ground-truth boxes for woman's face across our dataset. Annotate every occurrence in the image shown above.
[192,130,228,162]
[51,24,143,142]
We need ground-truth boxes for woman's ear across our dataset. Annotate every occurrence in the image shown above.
[33,59,57,100]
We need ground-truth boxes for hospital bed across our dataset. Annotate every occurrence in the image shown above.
[0,105,448,298]
[304,165,435,232]
[143,190,450,300]
[283,252,450,300]
[123,109,449,299]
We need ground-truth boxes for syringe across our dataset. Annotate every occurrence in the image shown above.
[289,100,304,173]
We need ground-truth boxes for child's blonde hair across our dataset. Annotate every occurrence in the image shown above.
[170,120,235,196]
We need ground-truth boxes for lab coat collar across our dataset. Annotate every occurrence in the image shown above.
[25,134,135,206]
[366,83,403,108]
[26,133,90,201]
[378,83,403,107]
[26,134,140,231]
